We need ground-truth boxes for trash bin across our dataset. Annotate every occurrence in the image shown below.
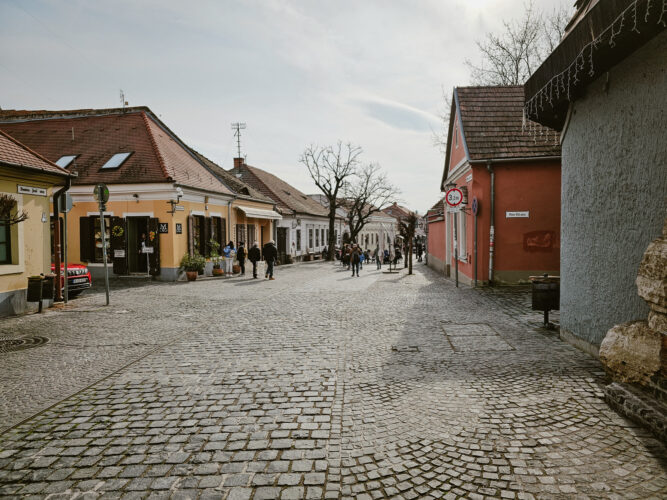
[42,274,55,300]
[530,274,559,328]
[27,276,43,302]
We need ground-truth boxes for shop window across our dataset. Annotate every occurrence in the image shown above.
[247,224,256,246]
[192,215,206,255]
[0,222,10,264]
[79,216,111,263]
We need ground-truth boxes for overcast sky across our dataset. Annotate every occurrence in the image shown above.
[0,0,571,213]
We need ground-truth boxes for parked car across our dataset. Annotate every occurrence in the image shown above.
[50,263,92,297]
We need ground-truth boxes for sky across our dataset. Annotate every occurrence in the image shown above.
[0,0,571,214]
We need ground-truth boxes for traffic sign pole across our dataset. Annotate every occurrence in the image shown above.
[94,184,111,306]
[445,188,463,288]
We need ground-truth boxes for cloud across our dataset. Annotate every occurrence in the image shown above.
[352,96,441,133]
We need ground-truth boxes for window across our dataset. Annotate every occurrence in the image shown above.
[326,229,329,244]
[315,228,319,247]
[193,215,205,255]
[92,216,111,262]
[247,224,256,246]
[459,212,467,258]
[101,152,132,169]
[55,155,77,168]
[296,229,301,250]
[78,216,111,263]
[308,228,313,249]
[0,222,10,264]
[320,228,324,247]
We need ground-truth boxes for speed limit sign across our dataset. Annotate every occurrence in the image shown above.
[445,188,463,207]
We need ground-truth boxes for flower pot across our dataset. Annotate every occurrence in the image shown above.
[212,268,224,276]
[186,271,198,281]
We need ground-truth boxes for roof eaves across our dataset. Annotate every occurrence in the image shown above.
[0,129,74,177]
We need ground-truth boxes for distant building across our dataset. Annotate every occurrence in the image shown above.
[437,86,561,285]
[0,130,71,316]
[425,198,446,273]
[524,1,666,351]
[230,158,330,262]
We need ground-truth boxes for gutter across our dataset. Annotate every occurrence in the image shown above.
[53,176,72,302]
[469,155,560,165]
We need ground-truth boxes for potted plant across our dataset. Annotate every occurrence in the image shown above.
[180,252,206,281]
[209,240,224,276]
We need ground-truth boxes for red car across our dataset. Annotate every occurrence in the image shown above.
[50,263,92,297]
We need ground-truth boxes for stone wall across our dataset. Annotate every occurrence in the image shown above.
[560,30,667,346]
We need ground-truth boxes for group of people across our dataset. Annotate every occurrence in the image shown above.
[337,243,405,277]
[219,240,278,280]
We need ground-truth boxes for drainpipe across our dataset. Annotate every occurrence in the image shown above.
[227,197,234,243]
[53,177,72,302]
[487,160,495,285]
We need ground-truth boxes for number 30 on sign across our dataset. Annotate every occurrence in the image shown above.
[445,188,463,207]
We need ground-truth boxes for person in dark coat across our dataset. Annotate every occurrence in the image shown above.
[262,240,278,280]
[248,242,261,279]
[350,245,361,277]
[237,242,247,275]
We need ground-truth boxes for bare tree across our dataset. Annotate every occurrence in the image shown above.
[398,213,417,275]
[465,1,571,85]
[343,163,400,245]
[301,142,361,260]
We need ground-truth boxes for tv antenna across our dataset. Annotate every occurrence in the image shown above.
[231,122,246,159]
[119,89,128,109]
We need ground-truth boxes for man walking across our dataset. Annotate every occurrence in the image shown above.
[263,239,278,280]
[375,245,381,270]
[237,242,247,275]
[248,242,261,279]
[351,245,361,277]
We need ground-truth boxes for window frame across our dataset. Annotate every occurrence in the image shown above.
[0,221,11,265]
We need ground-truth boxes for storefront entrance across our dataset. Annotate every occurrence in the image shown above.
[109,216,161,276]
[127,217,149,274]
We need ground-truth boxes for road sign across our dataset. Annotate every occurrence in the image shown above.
[445,188,463,207]
[93,183,109,203]
[60,192,73,213]
[472,196,478,216]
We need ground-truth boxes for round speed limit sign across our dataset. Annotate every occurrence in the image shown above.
[445,187,463,207]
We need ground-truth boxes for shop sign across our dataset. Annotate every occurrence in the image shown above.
[158,223,168,234]
[18,185,47,196]
[142,246,154,254]
[506,211,529,218]
[114,249,126,258]
[175,223,183,234]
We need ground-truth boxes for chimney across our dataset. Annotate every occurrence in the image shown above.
[234,157,244,168]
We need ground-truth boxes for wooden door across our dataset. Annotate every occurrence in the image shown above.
[148,217,161,276]
[110,217,128,275]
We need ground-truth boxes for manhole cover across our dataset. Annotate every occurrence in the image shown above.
[0,336,50,354]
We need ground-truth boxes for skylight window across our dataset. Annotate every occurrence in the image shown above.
[101,152,132,169]
[55,155,77,168]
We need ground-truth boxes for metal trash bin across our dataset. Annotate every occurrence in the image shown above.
[27,276,43,302]
[530,274,559,328]
[42,274,55,300]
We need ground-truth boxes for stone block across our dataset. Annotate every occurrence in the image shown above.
[648,310,667,333]
[599,321,662,384]
[636,225,666,311]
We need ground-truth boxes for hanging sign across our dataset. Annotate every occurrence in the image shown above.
[175,223,183,234]
[158,223,168,234]
[445,188,463,207]
[506,211,529,218]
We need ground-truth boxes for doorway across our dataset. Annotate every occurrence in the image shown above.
[277,227,287,263]
[127,216,149,274]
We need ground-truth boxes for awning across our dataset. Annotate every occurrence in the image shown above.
[237,206,283,220]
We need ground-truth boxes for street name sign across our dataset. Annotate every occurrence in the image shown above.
[506,211,529,218]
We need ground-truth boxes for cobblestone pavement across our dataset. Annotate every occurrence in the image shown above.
[0,262,665,499]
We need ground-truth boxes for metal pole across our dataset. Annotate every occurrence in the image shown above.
[474,212,477,287]
[100,208,110,305]
[63,198,68,303]
[454,212,458,288]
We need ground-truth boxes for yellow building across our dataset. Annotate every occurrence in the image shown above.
[0,130,72,316]
[0,107,279,281]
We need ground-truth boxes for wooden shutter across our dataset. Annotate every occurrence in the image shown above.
[204,217,212,257]
[148,218,161,276]
[187,215,194,255]
[79,217,92,261]
[110,217,128,275]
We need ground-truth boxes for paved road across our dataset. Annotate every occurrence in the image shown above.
[0,262,665,499]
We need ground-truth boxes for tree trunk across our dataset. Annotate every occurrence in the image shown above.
[408,239,413,274]
[327,205,336,261]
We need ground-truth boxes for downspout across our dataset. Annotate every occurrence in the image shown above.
[53,177,72,302]
[487,160,495,285]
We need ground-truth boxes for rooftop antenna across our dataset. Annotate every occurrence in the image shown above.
[119,89,128,109]
[231,122,246,159]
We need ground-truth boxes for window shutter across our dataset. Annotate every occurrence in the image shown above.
[148,218,161,276]
[110,217,128,275]
[204,217,212,257]
[220,218,226,247]
[79,217,92,261]
[187,215,194,255]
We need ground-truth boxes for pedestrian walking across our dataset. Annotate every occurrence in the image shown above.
[223,241,235,274]
[248,242,261,278]
[359,249,365,270]
[375,245,381,270]
[351,245,361,277]
[263,239,278,280]
[237,242,246,275]
[416,242,423,262]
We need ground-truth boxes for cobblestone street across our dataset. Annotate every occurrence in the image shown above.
[0,262,665,499]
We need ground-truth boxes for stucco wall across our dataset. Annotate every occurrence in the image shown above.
[560,30,667,346]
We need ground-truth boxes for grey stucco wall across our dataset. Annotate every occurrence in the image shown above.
[560,30,667,346]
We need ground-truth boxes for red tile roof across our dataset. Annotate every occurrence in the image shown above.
[0,129,70,177]
[231,162,329,218]
[0,108,233,195]
[454,86,561,161]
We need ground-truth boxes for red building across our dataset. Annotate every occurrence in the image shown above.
[431,86,561,285]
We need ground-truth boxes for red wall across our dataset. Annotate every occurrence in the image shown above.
[449,115,466,172]
[445,161,560,283]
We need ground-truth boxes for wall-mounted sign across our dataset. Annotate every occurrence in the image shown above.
[506,211,529,218]
[465,173,473,183]
[114,249,126,258]
[174,205,185,211]
[175,223,183,234]
[142,246,154,254]
[446,206,459,213]
[472,197,479,216]
[18,185,47,196]
[158,223,168,234]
